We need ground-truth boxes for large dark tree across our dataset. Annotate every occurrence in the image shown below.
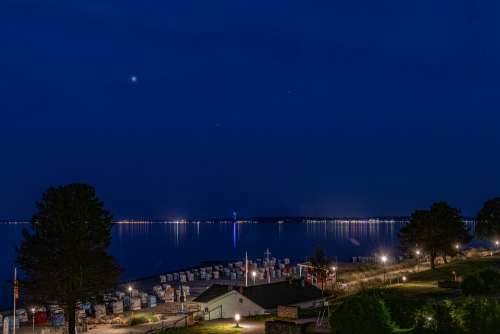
[430,202,471,263]
[17,184,121,334]
[476,197,500,240]
[399,202,470,269]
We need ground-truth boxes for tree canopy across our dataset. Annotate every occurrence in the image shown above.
[17,184,121,334]
[399,202,470,269]
[476,197,500,240]
[330,293,394,334]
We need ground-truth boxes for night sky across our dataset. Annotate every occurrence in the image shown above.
[1,0,499,219]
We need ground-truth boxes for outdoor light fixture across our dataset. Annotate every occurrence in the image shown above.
[235,313,241,327]
[427,317,433,322]
[252,271,256,284]
[415,250,421,256]
[128,285,132,292]
[455,244,460,250]
[381,255,388,283]
[495,240,499,247]
[31,307,36,333]
[402,276,407,282]
[331,266,337,272]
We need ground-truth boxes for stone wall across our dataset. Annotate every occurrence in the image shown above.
[277,305,299,319]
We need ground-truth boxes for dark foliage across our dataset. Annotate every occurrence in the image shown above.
[330,293,394,334]
[16,184,121,334]
[461,268,500,296]
[399,202,470,269]
[476,197,500,240]
[365,289,425,329]
[460,297,500,334]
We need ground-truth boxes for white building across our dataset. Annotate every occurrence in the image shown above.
[194,279,324,320]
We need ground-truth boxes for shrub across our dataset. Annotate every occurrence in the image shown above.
[460,275,483,295]
[413,301,462,334]
[460,297,500,334]
[370,289,425,329]
[461,268,500,295]
[330,293,395,334]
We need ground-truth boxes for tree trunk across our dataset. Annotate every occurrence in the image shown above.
[430,253,436,270]
[66,303,76,334]
[443,254,448,264]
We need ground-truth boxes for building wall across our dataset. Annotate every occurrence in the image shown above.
[200,291,265,320]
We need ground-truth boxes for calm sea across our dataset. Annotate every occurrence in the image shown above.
[0,220,403,309]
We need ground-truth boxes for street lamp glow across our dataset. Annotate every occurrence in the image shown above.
[495,240,499,247]
[128,285,132,292]
[235,313,241,327]
[415,249,421,256]
[331,266,337,272]
[381,255,388,263]
[455,244,460,250]
[31,307,36,334]
[402,276,407,282]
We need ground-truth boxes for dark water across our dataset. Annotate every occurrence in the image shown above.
[0,221,403,309]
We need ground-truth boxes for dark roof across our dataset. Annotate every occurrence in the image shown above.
[194,284,231,303]
[194,280,323,309]
[242,280,323,309]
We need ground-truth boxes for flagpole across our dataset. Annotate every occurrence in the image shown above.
[245,252,248,287]
[13,267,17,334]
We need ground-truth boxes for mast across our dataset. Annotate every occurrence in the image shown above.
[245,252,248,287]
[13,267,17,334]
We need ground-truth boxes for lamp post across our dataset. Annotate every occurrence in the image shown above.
[31,307,36,334]
[415,249,421,272]
[234,313,241,328]
[495,240,499,250]
[381,255,388,283]
[252,271,256,285]
[128,285,133,313]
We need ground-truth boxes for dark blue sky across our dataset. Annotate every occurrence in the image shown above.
[1,0,499,219]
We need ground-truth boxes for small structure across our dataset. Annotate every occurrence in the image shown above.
[194,279,323,320]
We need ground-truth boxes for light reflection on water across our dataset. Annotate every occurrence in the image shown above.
[1,219,476,308]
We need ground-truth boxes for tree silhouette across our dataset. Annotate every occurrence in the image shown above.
[17,184,121,334]
[476,197,500,240]
[399,202,470,269]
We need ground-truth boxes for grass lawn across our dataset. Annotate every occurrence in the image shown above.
[408,255,500,283]
[388,282,453,299]
[129,312,159,326]
[160,323,243,334]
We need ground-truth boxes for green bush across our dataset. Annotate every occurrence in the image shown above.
[330,293,395,334]
[369,289,425,329]
[409,297,500,334]
[460,297,500,334]
[461,268,500,295]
